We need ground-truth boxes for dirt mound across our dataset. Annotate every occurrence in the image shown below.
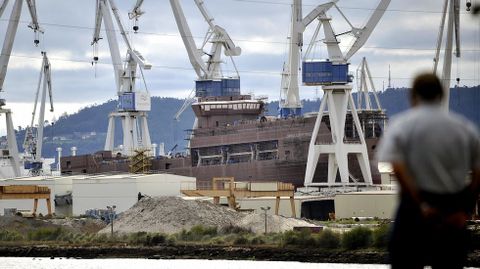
[239,213,315,234]
[100,196,315,234]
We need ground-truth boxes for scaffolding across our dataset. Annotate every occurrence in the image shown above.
[129,149,152,173]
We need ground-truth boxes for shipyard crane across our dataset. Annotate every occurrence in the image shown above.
[170,0,242,121]
[433,0,461,111]
[91,0,152,156]
[280,0,343,117]
[23,52,53,176]
[302,0,391,188]
[0,0,43,177]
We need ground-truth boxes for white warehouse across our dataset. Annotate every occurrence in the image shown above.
[72,173,196,215]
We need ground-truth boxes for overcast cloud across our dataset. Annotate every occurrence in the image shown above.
[0,0,479,132]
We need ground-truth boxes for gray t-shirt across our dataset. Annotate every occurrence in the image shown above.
[377,104,480,194]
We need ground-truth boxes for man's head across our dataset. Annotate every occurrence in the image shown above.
[410,73,444,106]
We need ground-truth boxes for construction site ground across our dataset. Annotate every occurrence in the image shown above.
[2,197,480,266]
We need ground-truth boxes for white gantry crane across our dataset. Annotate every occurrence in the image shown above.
[23,52,53,176]
[92,0,152,156]
[355,57,382,110]
[170,0,242,121]
[302,0,391,187]
[0,0,43,178]
[433,0,461,111]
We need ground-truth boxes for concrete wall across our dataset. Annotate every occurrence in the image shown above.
[73,176,137,216]
[0,178,56,215]
[137,174,196,197]
[72,174,196,216]
[334,191,398,219]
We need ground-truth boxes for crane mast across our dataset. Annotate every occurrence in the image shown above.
[91,0,152,156]
[0,0,43,178]
[303,0,391,188]
[23,52,53,176]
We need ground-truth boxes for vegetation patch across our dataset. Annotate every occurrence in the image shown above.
[342,226,373,250]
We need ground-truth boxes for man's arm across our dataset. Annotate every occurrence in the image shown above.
[391,161,421,204]
[392,161,441,219]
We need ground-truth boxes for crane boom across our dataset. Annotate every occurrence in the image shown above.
[344,0,391,60]
[170,0,209,78]
[25,0,42,33]
[128,0,144,20]
[301,1,337,31]
[0,0,23,93]
[92,0,103,45]
[0,0,8,18]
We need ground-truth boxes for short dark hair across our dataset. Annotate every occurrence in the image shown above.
[411,73,444,102]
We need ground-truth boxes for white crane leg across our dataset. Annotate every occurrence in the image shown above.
[105,114,115,151]
[140,113,151,152]
[131,115,139,150]
[122,115,133,156]
[347,89,372,184]
[304,93,328,186]
[6,110,20,177]
[329,91,349,184]
[327,154,338,184]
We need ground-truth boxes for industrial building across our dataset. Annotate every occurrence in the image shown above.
[72,173,195,215]
[0,173,196,217]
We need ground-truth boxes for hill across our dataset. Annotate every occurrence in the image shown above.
[15,97,195,158]
[13,86,480,159]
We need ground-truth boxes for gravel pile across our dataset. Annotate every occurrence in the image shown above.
[100,196,315,234]
[239,213,315,234]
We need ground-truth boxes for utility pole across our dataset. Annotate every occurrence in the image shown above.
[260,206,270,234]
[107,205,116,237]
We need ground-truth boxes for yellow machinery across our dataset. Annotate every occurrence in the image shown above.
[181,177,296,217]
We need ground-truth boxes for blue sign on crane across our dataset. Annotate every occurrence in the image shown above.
[302,61,352,85]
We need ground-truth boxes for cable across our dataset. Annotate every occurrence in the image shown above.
[1,16,479,48]
[230,0,464,14]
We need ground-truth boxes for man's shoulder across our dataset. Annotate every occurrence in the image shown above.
[388,109,419,129]
[447,111,480,135]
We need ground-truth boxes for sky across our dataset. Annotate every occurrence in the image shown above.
[0,0,479,134]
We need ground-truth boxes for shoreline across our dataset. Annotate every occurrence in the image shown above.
[0,245,389,264]
[2,245,480,266]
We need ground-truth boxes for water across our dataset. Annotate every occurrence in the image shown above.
[0,258,389,269]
